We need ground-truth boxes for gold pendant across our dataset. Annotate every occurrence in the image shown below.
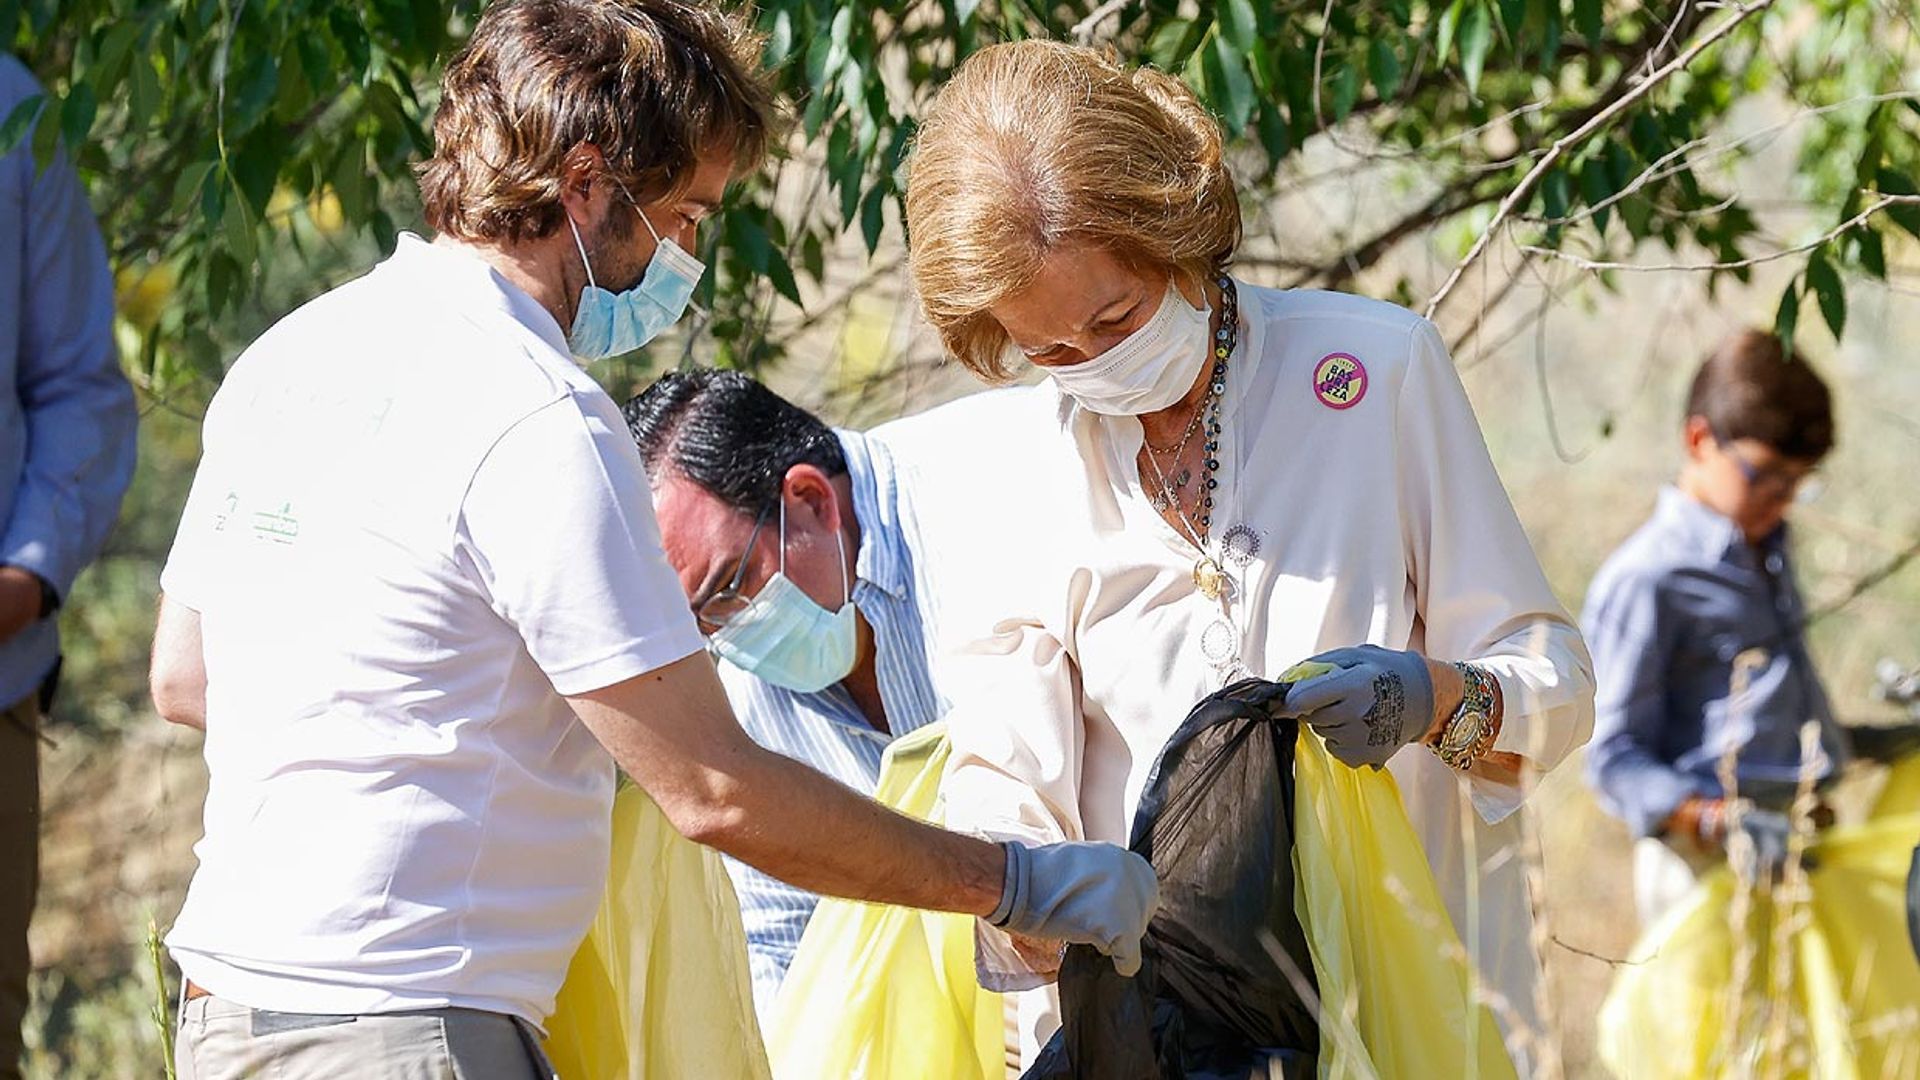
[1192,557,1227,600]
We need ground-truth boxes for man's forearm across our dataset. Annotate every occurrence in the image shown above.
[571,654,1004,917]
[697,743,1005,916]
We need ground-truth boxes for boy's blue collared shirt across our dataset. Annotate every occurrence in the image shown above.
[1582,486,1848,837]
[712,429,943,1023]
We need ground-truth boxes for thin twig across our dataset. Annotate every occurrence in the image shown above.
[1548,934,1642,968]
[1068,0,1132,44]
[1424,0,1777,318]
[1518,90,1920,231]
[1519,193,1920,273]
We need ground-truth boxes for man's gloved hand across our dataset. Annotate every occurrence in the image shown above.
[1681,797,1812,876]
[1275,645,1436,769]
[989,840,1159,977]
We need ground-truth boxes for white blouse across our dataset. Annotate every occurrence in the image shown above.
[874,284,1594,1062]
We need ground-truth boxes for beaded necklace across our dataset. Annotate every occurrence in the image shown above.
[1141,274,1237,600]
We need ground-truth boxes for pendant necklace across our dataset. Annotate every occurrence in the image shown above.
[1141,274,1238,601]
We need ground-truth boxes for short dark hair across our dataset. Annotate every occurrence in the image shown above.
[624,369,847,514]
[1686,329,1835,462]
[418,0,776,245]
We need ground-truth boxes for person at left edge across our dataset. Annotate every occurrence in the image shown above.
[0,54,139,1080]
[625,369,977,1023]
[148,5,1158,1079]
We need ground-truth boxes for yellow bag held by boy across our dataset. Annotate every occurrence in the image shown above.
[542,780,771,1080]
[765,721,1006,1080]
[1597,810,1920,1080]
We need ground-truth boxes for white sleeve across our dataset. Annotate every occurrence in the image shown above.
[160,389,239,613]
[455,397,705,696]
[941,615,1087,992]
[1396,320,1597,823]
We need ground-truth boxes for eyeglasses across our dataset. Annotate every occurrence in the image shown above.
[1719,440,1822,502]
[694,502,774,631]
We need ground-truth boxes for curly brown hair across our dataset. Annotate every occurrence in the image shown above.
[417,0,776,246]
[905,41,1243,381]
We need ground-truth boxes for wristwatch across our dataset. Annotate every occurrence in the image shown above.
[1431,662,1499,770]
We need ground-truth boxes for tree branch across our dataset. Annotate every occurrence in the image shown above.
[1424,0,1776,318]
[1069,0,1133,44]
[1517,193,1919,273]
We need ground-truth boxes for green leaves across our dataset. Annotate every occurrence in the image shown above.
[1217,0,1258,52]
[1773,282,1799,348]
[1805,252,1846,342]
[1877,169,1920,239]
[1459,1,1492,96]
[0,0,1907,388]
[0,92,43,157]
[1367,40,1402,99]
[1199,30,1255,133]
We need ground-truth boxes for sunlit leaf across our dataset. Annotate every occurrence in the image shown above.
[1805,253,1846,341]
[1459,1,1491,96]
[1773,281,1799,347]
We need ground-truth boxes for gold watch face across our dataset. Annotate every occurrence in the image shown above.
[1441,711,1490,754]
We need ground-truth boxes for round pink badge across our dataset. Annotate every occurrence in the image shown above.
[1312,353,1368,409]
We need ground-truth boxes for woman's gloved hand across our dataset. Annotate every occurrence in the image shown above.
[1276,645,1436,769]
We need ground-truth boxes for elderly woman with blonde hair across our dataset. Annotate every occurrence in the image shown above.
[898,39,1595,1070]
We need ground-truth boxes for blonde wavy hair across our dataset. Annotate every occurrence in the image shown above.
[418,0,775,245]
[905,40,1242,381]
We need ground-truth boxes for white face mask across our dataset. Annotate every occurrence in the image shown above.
[1041,282,1212,416]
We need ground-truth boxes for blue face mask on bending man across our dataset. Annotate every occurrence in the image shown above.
[564,188,706,360]
[708,500,858,694]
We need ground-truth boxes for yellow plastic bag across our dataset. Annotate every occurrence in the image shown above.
[543,781,771,1080]
[1279,660,1517,1080]
[1289,705,1518,1075]
[765,722,1005,1080]
[1597,813,1920,1080]
[1870,752,1920,820]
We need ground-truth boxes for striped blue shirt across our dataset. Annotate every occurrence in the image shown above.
[714,429,943,1022]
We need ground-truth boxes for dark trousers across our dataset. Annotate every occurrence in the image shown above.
[0,695,38,1080]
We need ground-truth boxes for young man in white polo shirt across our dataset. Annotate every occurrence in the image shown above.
[148,3,1156,1076]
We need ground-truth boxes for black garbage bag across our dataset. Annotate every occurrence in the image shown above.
[1907,842,1920,963]
[1022,678,1319,1080]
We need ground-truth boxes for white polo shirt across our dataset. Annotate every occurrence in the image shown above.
[161,234,704,1025]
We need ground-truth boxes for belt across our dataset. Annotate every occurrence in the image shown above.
[184,980,212,1001]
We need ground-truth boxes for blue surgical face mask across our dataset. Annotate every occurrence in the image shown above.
[564,197,706,361]
[708,502,857,693]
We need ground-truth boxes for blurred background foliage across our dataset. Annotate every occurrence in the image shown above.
[4,0,1917,398]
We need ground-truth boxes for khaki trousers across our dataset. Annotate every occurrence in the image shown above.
[0,695,38,1080]
[176,993,558,1080]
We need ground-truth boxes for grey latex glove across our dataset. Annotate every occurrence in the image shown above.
[990,840,1159,978]
[1723,806,1806,876]
[1277,645,1436,769]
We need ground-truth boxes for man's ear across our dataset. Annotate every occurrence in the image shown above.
[780,463,841,534]
[1682,414,1715,463]
[558,143,609,229]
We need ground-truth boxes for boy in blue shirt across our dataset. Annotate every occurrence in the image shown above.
[1584,329,1846,925]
